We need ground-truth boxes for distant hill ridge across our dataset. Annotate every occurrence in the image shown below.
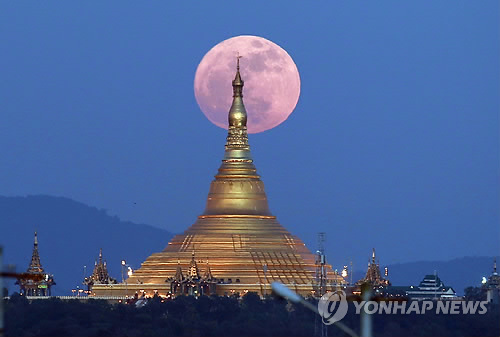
[0,195,173,295]
[0,195,495,296]
[385,256,498,295]
[352,255,498,295]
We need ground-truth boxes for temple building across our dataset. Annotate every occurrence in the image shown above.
[356,248,391,288]
[166,253,218,296]
[16,232,56,296]
[482,258,499,304]
[92,59,345,297]
[384,273,457,300]
[405,274,457,300]
[83,248,117,292]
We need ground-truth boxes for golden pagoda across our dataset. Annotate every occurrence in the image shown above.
[355,248,390,288]
[16,232,56,296]
[93,58,345,297]
[83,248,117,292]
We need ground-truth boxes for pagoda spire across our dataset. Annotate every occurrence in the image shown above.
[201,56,272,216]
[83,248,117,289]
[372,248,376,264]
[203,259,214,280]
[188,252,200,278]
[28,231,43,274]
[17,232,55,296]
[174,261,184,281]
[226,55,249,150]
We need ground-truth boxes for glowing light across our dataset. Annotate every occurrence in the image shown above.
[482,277,487,284]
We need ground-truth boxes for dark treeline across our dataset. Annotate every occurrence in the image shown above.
[4,292,499,336]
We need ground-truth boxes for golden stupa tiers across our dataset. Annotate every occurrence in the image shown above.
[92,58,345,297]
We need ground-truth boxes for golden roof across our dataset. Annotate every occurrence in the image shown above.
[93,58,345,296]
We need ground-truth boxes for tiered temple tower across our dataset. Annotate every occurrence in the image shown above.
[16,232,56,296]
[483,258,500,304]
[356,248,390,288]
[92,59,345,297]
[166,253,218,296]
[83,248,117,292]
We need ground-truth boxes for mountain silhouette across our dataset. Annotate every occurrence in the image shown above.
[0,195,495,296]
[351,256,498,295]
[0,195,173,295]
[386,256,498,295]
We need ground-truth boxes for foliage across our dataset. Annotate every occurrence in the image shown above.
[464,286,487,301]
[4,292,499,336]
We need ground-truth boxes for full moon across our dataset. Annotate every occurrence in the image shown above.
[194,35,301,134]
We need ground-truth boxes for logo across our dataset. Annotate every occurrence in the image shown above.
[353,300,489,315]
[318,290,348,324]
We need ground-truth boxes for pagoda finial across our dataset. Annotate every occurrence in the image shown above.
[494,258,497,274]
[27,231,43,273]
[188,252,200,278]
[203,259,214,280]
[174,261,184,281]
[236,52,241,71]
[372,248,376,264]
[225,54,249,150]
[202,53,272,217]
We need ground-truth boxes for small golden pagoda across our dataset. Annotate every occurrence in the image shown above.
[16,232,56,296]
[83,248,117,292]
[93,58,345,297]
[356,248,390,288]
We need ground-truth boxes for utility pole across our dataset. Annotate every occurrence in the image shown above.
[0,246,4,337]
[360,283,373,337]
[350,261,353,286]
[263,264,268,297]
[315,232,327,296]
[314,233,328,337]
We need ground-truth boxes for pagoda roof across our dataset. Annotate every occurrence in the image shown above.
[115,57,346,296]
[84,248,117,285]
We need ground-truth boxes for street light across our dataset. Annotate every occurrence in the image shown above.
[121,261,133,298]
[121,260,126,283]
[342,265,348,278]
[272,282,358,337]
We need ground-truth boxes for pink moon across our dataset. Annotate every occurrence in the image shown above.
[194,35,301,134]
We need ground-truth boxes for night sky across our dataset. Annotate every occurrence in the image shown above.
[1,2,498,269]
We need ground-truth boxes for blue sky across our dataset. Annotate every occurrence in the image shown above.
[1,1,498,269]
